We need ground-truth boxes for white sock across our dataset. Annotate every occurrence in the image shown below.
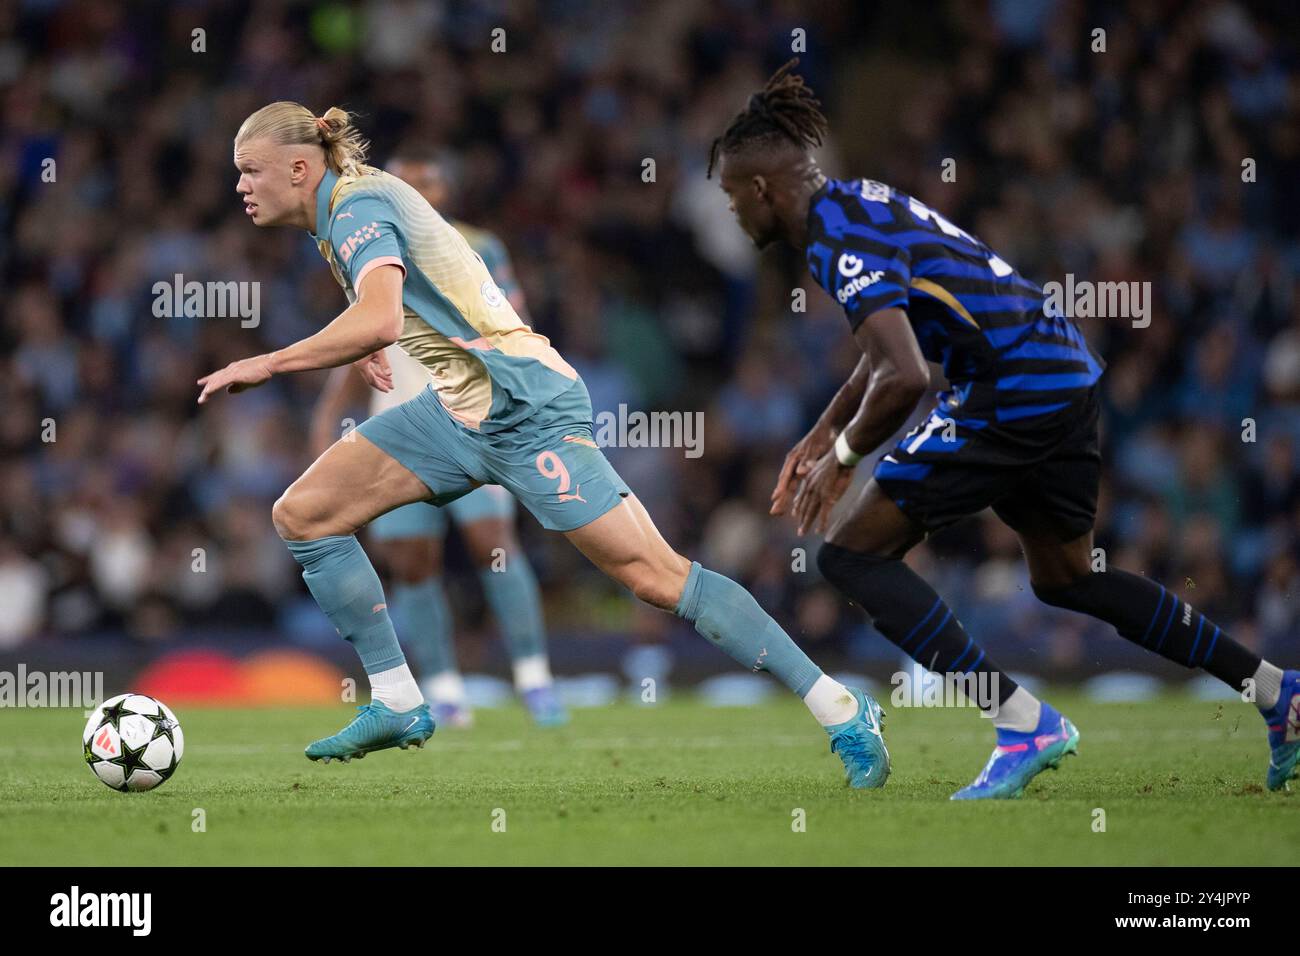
[1253,660,1284,710]
[513,654,553,692]
[426,670,467,706]
[803,674,859,726]
[992,686,1041,733]
[369,663,424,712]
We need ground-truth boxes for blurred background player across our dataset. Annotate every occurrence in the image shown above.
[310,150,564,728]
[712,61,1300,797]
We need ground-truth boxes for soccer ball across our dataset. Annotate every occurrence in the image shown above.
[82,693,184,792]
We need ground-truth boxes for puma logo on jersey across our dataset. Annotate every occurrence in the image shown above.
[557,484,586,503]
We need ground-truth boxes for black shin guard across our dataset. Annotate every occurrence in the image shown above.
[817,542,1017,707]
[1032,569,1259,692]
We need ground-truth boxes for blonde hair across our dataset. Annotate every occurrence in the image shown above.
[235,102,369,176]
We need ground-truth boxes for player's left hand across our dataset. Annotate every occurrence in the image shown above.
[792,450,854,536]
[353,350,393,392]
[196,355,275,403]
[772,421,836,516]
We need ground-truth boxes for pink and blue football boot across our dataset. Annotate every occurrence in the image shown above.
[1261,669,1300,791]
[951,701,1078,800]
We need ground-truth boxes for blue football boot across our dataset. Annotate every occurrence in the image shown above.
[824,688,890,789]
[1261,669,1300,791]
[951,702,1078,800]
[522,685,569,727]
[432,701,474,729]
[305,701,435,763]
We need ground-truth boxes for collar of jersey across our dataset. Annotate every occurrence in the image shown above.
[311,167,342,241]
[805,177,834,234]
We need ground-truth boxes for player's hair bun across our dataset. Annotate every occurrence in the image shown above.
[235,102,370,176]
[314,106,369,176]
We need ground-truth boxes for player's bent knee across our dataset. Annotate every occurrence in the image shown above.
[272,486,330,542]
[816,541,847,588]
[817,541,880,591]
[271,491,301,541]
[816,542,914,619]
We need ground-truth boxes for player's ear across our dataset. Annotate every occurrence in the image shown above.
[750,174,769,202]
[289,155,310,186]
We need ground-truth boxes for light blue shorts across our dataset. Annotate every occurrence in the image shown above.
[357,378,630,533]
[368,484,516,541]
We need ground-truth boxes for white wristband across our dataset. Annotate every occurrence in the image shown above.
[834,431,863,467]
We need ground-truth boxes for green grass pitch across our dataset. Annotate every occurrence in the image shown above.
[1,692,1295,865]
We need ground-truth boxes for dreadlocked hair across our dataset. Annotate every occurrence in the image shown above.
[707,58,828,178]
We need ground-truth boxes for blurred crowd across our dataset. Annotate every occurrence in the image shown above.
[1,0,1297,676]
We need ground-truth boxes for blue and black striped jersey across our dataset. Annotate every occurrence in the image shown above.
[806,178,1104,423]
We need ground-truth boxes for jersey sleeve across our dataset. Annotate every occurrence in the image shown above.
[808,232,911,330]
[328,193,407,290]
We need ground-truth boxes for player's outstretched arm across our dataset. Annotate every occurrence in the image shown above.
[264,264,404,376]
[196,265,404,404]
[790,307,929,535]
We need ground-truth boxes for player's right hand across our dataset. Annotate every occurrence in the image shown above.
[353,350,393,392]
[771,421,836,516]
[196,354,275,403]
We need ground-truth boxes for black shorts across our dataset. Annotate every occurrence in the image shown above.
[872,384,1101,541]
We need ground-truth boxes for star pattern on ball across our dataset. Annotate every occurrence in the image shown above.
[98,698,133,728]
[106,736,152,784]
